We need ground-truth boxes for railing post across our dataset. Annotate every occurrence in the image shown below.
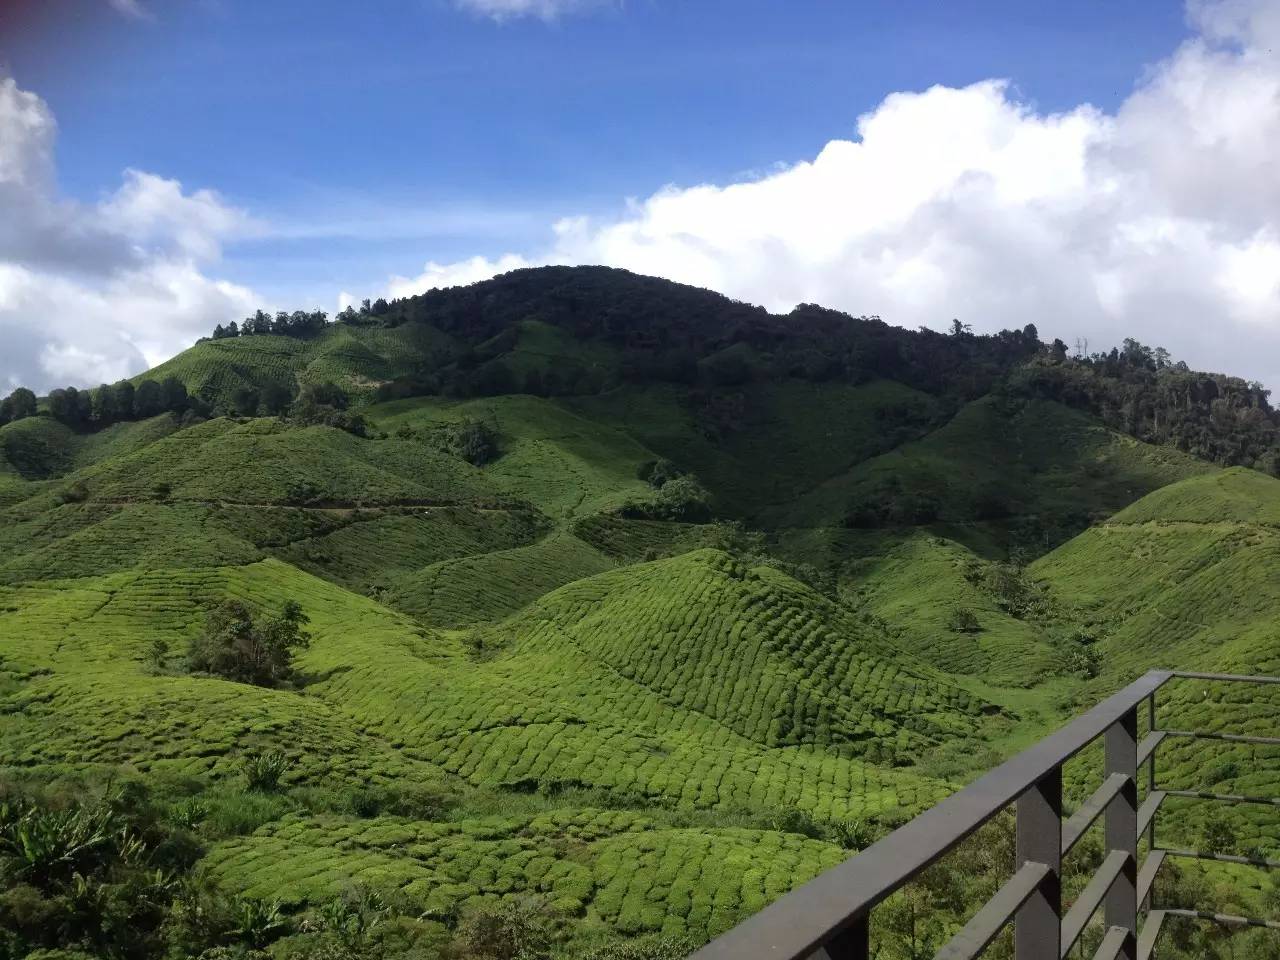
[1146,693,1157,854]
[1106,708,1139,958]
[820,913,868,960]
[1016,767,1061,960]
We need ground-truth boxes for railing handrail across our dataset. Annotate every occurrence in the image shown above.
[690,670,1173,960]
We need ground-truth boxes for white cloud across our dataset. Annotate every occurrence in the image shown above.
[389,253,534,298]
[0,76,260,393]
[397,0,1280,389]
[455,0,606,22]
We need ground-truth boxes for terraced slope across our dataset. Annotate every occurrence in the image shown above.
[769,396,1213,555]
[1033,468,1280,678]
[1030,470,1280,857]
[570,379,946,517]
[0,329,1261,959]
[141,323,459,404]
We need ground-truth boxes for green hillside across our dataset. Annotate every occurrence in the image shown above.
[1,267,1275,960]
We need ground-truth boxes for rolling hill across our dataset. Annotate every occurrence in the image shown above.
[1,266,1277,960]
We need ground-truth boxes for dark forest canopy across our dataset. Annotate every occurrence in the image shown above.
[4,266,1278,474]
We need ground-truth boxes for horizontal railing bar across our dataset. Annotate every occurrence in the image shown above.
[1062,849,1132,957]
[1162,848,1280,869]
[1137,850,1166,907]
[1161,907,1280,930]
[1171,670,1280,685]
[1165,788,1280,807]
[1137,911,1166,960]
[690,670,1173,960]
[933,861,1049,960]
[1063,773,1130,856]
[1137,791,1165,839]
[1137,731,1165,768]
[1091,925,1130,960]
[1162,729,1280,746]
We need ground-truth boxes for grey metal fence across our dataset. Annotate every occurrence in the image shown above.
[690,670,1280,960]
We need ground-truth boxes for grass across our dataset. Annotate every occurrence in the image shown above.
[2,353,1269,956]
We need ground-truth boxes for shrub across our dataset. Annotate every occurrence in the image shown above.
[315,886,388,948]
[1202,814,1239,856]
[579,935,694,960]
[454,897,557,960]
[240,752,291,792]
[828,817,877,851]
[637,459,682,489]
[145,637,171,671]
[169,797,209,831]
[54,480,89,505]
[948,608,981,633]
[618,475,712,522]
[229,897,292,949]
[187,599,311,687]
[449,417,499,466]
[0,801,143,888]
[289,383,367,436]
[1064,644,1100,679]
[766,808,825,840]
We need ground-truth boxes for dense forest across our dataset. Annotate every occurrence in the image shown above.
[5,267,1275,479]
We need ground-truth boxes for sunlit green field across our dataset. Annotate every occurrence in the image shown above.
[3,358,1278,959]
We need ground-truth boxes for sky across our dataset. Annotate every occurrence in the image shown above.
[0,0,1278,392]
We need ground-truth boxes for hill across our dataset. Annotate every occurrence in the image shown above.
[0,266,1276,960]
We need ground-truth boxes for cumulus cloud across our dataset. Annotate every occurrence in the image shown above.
[399,0,1280,388]
[0,77,260,393]
[455,0,607,22]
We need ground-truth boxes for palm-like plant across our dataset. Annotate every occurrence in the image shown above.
[0,801,143,887]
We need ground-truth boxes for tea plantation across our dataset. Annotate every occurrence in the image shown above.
[3,270,1280,960]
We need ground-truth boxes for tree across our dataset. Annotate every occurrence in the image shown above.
[112,381,135,421]
[187,599,311,687]
[259,382,293,415]
[230,386,260,417]
[654,475,712,521]
[289,382,366,435]
[134,379,164,418]
[0,389,36,422]
[160,375,189,413]
[90,384,116,424]
[448,417,499,465]
[47,386,88,427]
[470,360,516,396]
[948,607,981,633]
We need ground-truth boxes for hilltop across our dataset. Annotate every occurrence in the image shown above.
[1,266,1277,960]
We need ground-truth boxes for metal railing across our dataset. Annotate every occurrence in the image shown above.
[691,670,1280,960]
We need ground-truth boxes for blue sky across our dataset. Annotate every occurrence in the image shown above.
[5,0,1189,301]
[1,0,1278,392]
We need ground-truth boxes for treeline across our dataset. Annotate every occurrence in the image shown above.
[210,269,1045,405]
[209,308,329,340]
[1011,337,1280,473]
[0,377,369,440]
[0,377,194,430]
